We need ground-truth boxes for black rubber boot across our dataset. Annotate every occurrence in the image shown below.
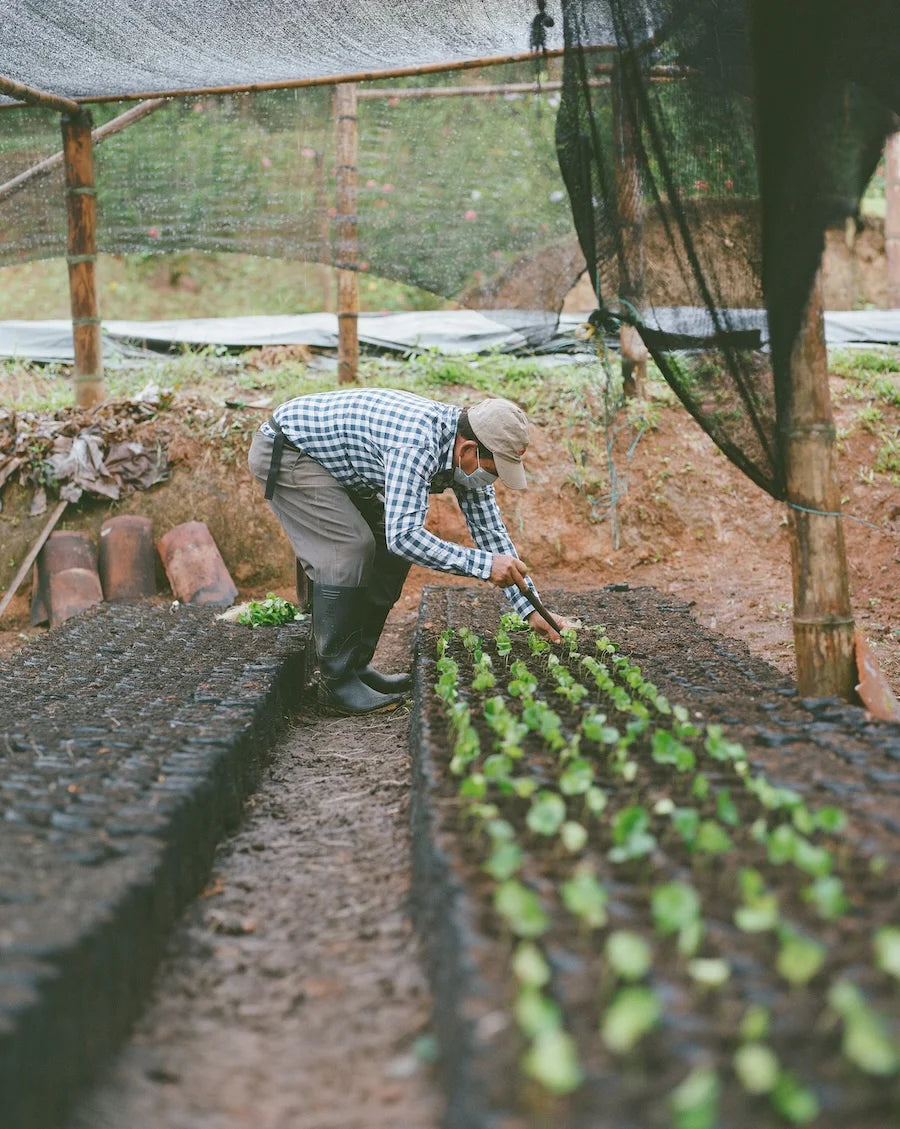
[356,600,412,694]
[313,585,405,715]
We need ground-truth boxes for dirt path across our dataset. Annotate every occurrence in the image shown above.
[67,624,440,1129]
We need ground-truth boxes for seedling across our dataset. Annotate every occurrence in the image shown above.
[527,791,567,836]
[494,879,549,938]
[669,1066,720,1129]
[523,1027,583,1095]
[828,980,900,1075]
[775,928,826,986]
[601,986,662,1053]
[609,805,657,862]
[512,941,551,987]
[605,931,652,981]
[560,867,609,928]
[874,926,900,980]
[236,593,304,626]
[733,1043,780,1095]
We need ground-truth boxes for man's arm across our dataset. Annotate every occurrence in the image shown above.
[382,447,493,578]
[455,484,541,619]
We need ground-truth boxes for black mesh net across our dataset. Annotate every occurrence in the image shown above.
[556,0,899,499]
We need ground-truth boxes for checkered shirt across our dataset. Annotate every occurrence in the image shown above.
[263,388,539,617]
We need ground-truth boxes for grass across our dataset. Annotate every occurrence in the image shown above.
[830,349,900,484]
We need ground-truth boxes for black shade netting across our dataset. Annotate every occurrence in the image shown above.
[556,0,900,500]
[0,67,581,325]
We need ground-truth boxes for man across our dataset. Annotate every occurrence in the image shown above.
[248,387,559,715]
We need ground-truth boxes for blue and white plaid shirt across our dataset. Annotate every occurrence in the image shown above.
[263,388,539,618]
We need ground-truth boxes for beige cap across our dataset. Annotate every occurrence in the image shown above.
[468,397,529,491]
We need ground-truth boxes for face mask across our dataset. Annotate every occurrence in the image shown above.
[454,450,498,490]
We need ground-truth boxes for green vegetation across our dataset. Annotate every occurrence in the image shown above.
[236,593,304,626]
[431,618,900,1116]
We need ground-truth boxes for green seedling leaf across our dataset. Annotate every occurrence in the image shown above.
[874,927,900,980]
[494,628,512,657]
[459,774,487,799]
[715,789,740,827]
[671,807,700,846]
[651,729,696,772]
[609,804,656,861]
[654,797,676,816]
[740,1005,771,1043]
[494,880,549,938]
[500,612,528,633]
[527,791,567,836]
[734,897,779,933]
[691,774,711,801]
[511,941,551,988]
[733,1043,779,1095]
[483,753,514,781]
[766,824,798,865]
[791,805,815,835]
[561,868,609,929]
[560,821,588,853]
[486,819,515,842]
[484,840,523,882]
[651,882,701,937]
[803,876,849,920]
[523,1027,583,1096]
[776,930,826,986]
[814,805,847,834]
[515,985,562,1037]
[585,786,608,816]
[605,931,651,981]
[842,1006,900,1075]
[687,958,731,987]
[512,776,538,799]
[695,820,734,855]
[770,1072,819,1124]
[236,594,304,626]
[471,669,496,691]
[670,1066,720,1129]
[582,713,619,745]
[703,724,746,763]
[792,837,833,878]
[560,759,595,796]
[677,917,706,958]
[601,986,662,1053]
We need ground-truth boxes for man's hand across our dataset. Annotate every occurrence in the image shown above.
[528,610,561,644]
[490,554,529,593]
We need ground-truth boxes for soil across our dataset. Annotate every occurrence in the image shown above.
[0,358,895,1129]
[65,620,441,1129]
[413,586,900,1129]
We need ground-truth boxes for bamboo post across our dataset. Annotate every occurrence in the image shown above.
[785,272,856,699]
[611,61,648,399]
[314,149,333,313]
[61,108,104,407]
[334,83,359,385]
[885,129,900,309]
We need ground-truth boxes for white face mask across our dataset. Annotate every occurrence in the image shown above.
[454,450,498,490]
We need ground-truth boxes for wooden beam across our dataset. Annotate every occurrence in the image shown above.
[335,84,359,385]
[0,500,68,620]
[611,61,648,399]
[0,47,615,109]
[785,272,856,699]
[0,98,166,203]
[61,109,104,407]
[355,70,688,100]
[0,71,79,114]
[885,129,900,308]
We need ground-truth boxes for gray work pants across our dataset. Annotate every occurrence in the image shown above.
[248,430,411,606]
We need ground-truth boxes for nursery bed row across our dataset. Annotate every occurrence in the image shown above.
[0,603,310,1129]
[410,585,900,1129]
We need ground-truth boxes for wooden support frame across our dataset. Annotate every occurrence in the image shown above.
[61,109,104,407]
[334,83,359,385]
[611,60,648,399]
[785,272,856,698]
[886,129,900,309]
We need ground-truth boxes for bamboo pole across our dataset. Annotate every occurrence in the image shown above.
[785,271,856,699]
[314,149,333,313]
[611,61,648,399]
[355,70,687,100]
[886,129,900,309]
[0,99,166,203]
[0,48,611,110]
[0,500,68,620]
[61,109,104,407]
[335,83,359,384]
[0,72,79,114]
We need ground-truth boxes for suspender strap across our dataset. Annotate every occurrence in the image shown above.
[264,417,286,501]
